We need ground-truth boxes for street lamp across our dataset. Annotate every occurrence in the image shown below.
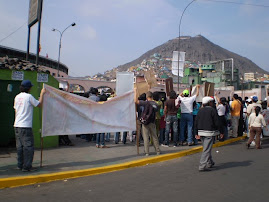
[52,22,76,77]
[177,0,196,92]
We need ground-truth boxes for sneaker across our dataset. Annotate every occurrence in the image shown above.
[199,168,211,172]
[100,145,109,148]
[161,144,169,147]
[156,152,161,155]
[188,142,194,146]
[96,145,100,148]
[173,145,177,148]
[145,154,149,156]
[207,162,215,168]
[22,167,37,172]
[182,142,188,146]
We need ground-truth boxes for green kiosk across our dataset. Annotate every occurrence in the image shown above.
[0,69,59,148]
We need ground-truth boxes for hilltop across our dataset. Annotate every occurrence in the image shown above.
[95,35,266,80]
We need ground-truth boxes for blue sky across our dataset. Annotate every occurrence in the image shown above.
[0,0,268,76]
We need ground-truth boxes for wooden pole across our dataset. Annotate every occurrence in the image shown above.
[135,82,140,155]
[40,137,43,167]
[207,84,211,96]
[40,83,44,167]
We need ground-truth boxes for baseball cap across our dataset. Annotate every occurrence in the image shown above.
[202,96,214,104]
[252,96,258,102]
[183,90,189,96]
[21,80,33,88]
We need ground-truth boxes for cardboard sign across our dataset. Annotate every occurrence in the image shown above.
[165,77,173,96]
[12,71,24,81]
[135,81,149,96]
[204,82,215,96]
[144,69,157,88]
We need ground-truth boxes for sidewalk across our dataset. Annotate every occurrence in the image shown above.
[0,135,198,178]
[0,135,247,188]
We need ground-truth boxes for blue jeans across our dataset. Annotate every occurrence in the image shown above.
[180,113,193,143]
[114,132,127,144]
[105,133,110,142]
[165,115,178,146]
[15,127,34,170]
[159,128,165,144]
[96,133,105,146]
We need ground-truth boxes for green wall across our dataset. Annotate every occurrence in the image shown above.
[0,69,59,148]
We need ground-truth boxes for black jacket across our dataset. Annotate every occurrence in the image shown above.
[194,106,224,136]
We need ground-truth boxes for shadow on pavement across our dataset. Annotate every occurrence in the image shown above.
[214,160,253,170]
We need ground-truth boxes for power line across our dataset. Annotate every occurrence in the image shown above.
[0,21,27,43]
[200,0,269,8]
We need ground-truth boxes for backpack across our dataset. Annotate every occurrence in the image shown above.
[140,101,158,125]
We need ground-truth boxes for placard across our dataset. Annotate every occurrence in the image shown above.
[37,73,48,82]
[172,51,185,77]
[12,71,24,81]
[165,77,173,96]
[116,72,134,96]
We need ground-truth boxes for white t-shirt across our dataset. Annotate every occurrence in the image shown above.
[177,95,196,113]
[14,92,40,128]
[247,103,261,115]
[217,104,226,116]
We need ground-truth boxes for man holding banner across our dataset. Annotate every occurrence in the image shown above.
[14,80,46,172]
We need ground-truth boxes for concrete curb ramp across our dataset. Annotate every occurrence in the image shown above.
[0,136,246,189]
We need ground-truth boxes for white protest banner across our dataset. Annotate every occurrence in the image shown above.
[172,51,185,77]
[42,84,136,137]
[116,72,134,96]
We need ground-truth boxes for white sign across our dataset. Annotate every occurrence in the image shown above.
[116,72,134,96]
[28,0,40,26]
[172,51,185,77]
[12,71,24,81]
[37,73,48,83]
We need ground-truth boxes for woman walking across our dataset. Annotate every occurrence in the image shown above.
[247,106,266,149]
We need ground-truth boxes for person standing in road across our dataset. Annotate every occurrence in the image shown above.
[135,91,161,156]
[247,106,266,149]
[163,90,179,147]
[14,80,46,172]
[195,97,224,172]
[230,94,241,138]
[176,85,200,146]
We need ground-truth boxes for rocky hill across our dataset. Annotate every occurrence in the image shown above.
[112,35,267,76]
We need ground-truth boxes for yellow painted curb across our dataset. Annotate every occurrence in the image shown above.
[0,136,246,189]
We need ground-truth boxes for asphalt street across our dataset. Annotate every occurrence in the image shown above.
[1,138,269,202]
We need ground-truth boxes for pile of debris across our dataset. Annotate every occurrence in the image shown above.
[0,56,50,74]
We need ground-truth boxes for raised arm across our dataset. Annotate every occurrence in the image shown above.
[37,88,46,108]
[196,85,200,97]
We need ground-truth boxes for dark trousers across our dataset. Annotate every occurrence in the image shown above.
[15,127,34,170]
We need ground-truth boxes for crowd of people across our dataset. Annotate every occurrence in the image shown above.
[77,85,269,152]
[13,80,268,172]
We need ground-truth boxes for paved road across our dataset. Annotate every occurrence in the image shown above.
[1,138,269,202]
